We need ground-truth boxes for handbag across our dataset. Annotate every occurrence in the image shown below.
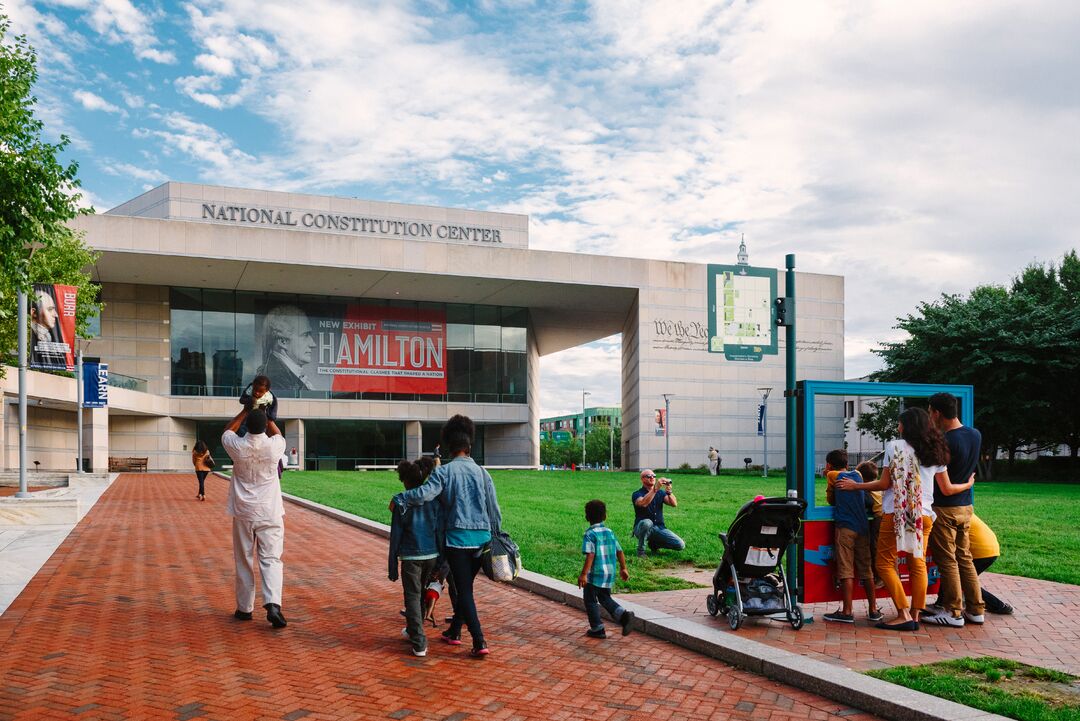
[482,528,522,582]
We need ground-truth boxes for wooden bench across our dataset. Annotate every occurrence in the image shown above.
[109,456,148,472]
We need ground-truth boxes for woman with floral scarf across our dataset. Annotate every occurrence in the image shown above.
[836,407,973,631]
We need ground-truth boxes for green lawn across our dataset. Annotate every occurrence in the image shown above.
[867,657,1079,721]
[281,469,1080,593]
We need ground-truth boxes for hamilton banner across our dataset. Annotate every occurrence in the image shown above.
[253,301,447,396]
[30,284,77,371]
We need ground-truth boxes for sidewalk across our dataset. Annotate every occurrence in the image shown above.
[0,474,881,721]
[621,572,1080,676]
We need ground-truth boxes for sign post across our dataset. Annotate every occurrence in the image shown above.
[16,291,30,498]
[783,254,798,603]
[76,348,83,473]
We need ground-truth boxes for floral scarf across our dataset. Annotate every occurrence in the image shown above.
[889,441,924,558]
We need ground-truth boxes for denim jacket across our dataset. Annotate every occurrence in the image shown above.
[393,456,502,533]
[387,500,441,582]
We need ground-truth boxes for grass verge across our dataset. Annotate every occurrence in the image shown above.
[280,469,1080,592]
[867,657,1080,721]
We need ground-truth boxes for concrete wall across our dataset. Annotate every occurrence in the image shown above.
[628,268,845,471]
[108,415,196,472]
[90,283,171,397]
[2,405,77,472]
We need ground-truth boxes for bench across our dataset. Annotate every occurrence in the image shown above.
[108,456,148,472]
[354,465,397,471]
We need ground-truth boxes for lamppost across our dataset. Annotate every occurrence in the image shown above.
[662,393,674,471]
[757,387,772,477]
[581,390,590,470]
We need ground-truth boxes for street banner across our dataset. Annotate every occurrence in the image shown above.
[654,408,666,436]
[757,403,765,436]
[29,283,77,371]
[83,361,108,408]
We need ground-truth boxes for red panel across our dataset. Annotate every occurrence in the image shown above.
[328,306,447,394]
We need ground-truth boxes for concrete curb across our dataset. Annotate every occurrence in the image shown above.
[282,493,1009,721]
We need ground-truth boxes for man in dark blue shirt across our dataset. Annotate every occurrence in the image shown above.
[924,392,985,628]
[631,469,685,557]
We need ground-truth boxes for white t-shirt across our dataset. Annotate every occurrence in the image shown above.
[222,430,287,521]
[882,439,945,519]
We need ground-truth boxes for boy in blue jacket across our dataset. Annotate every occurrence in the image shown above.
[388,458,441,656]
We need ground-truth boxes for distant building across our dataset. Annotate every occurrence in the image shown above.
[540,406,621,442]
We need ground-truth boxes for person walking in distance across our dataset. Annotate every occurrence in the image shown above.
[191,440,214,501]
[222,405,288,628]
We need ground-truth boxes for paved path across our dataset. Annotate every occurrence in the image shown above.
[0,475,880,721]
[621,572,1080,675]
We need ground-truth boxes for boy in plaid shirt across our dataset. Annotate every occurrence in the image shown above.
[577,500,634,639]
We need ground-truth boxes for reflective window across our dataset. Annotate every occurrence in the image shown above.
[170,288,529,404]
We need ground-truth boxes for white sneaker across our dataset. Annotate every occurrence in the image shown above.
[922,613,964,627]
[411,646,427,657]
[402,627,410,639]
[963,611,985,625]
[923,603,946,616]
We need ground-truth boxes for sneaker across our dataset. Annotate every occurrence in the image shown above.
[990,602,1014,615]
[922,613,964,627]
[963,611,985,625]
[586,628,607,639]
[923,603,947,617]
[470,642,490,657]
[401,627,410,640]
[620,610,635,636]
[411,646,427,657]
[867,610,884,623]
[823,611,855,624]
[441,631,462,646]
[636,549,646,559]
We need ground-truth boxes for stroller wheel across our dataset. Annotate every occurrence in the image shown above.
[788,605,804,630]
[728,609,743,631]
[706,594,719,617]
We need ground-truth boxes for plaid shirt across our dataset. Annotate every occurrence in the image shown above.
[582,523,622,588]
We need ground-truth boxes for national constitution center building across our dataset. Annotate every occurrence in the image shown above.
[1,183,846,472]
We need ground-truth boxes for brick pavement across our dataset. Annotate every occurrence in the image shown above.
[621,572,1080,675]
[0,474,882,721]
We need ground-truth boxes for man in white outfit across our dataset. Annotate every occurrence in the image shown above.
[222,405,288,628]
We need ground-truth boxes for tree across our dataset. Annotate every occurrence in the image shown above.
[584,423,621,468]
[856,397,903,445]
[1,15,97,376]
[871,251,1080,477]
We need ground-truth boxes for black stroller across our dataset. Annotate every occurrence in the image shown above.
[706,496,807,631]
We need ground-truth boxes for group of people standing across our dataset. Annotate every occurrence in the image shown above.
[827,392,1012,631]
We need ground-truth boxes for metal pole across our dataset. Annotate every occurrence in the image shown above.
[609,424,613,471]
[16,291,30,498]
[762,394,768,478]
[784,254,798,601]
[663,394,672,471]
[581,390,590,470]
[76,346,83,473]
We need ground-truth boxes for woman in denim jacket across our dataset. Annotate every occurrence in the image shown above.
[392,415,501,657]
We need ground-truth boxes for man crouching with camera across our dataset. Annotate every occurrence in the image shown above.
[631,469,686,558]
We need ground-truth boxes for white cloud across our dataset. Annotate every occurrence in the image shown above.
[102,161,167,184]
[539,336,622,418]
[49,0,176,63]
[73,89,123,113]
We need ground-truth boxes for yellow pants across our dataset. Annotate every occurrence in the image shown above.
[875,514,933,613]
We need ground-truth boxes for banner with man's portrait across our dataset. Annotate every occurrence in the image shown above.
[30,284,77,371]
[254,300,447,396]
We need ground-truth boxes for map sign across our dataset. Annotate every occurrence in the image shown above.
[706,264,778,361]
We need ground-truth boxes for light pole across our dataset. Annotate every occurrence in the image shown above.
[581,390,590,470]
[757,387,772,478]
[662,393,674,471]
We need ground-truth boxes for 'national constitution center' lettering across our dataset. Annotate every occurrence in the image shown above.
[201,203,503,243]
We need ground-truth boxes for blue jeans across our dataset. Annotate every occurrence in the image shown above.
[583,583,624,631]
[633,519,686,554]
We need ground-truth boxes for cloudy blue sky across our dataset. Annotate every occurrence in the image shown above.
[6,0,1080,417]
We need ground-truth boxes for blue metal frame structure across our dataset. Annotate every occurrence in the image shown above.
[797,380,975,522]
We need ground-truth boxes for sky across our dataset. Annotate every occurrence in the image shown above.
[6,0,1080,418]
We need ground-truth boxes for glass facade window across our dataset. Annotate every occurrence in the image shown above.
[304,420,405,470]
[169,288,529,403]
